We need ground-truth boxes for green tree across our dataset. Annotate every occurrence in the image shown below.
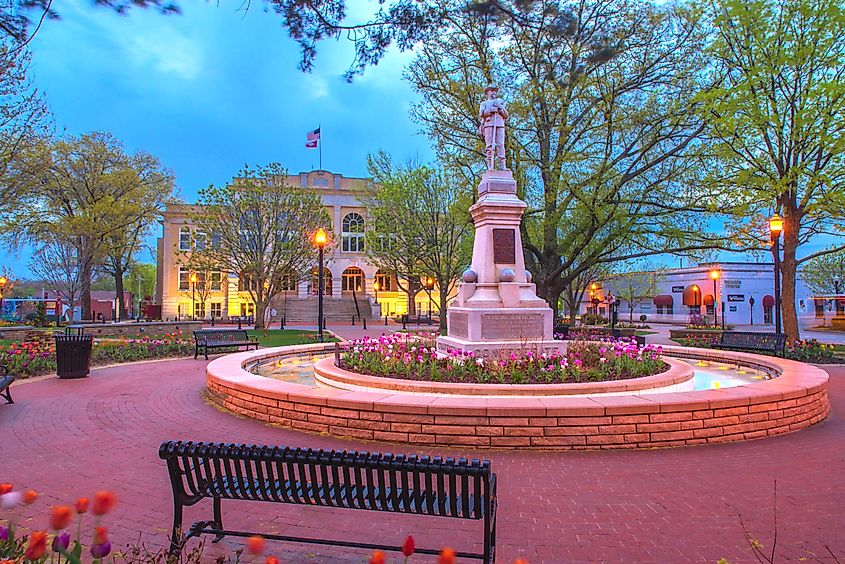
[801,248,845,296]
[367,153,473,333]
[125,263,157,317]
[3,131,175,320]
[193,164,330,329]
[700,0,845,341]
[611,265,665,322]
[406,0,724,319]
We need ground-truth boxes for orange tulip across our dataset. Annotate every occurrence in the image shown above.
[438,547,457,564]
[75,497,89,514]
[22,490,38,504]
[1,559,15,564]
[265,558,280,564]
[94,526,108,545]
[247,535,265,556]
[369,550,386,564]
[514,559,529,564]
[49,506,73,530]
[24,531,47,560]
[91,491,117,515]
[0,484,11,495]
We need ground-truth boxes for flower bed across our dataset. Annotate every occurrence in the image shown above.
[672,336,841,364]
[340,334,666,385]
[0,333,194,378]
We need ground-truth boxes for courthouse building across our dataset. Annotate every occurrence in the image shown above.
[155,170,441,322]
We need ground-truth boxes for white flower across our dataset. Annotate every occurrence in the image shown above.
[1,491,22,509]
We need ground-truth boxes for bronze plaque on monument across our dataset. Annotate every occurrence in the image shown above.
[492,229,516,264]
[481,313,543,340]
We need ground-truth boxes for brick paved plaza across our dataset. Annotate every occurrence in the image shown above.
[2,358,844,562]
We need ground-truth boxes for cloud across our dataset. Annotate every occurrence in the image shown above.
[126,28,203,81]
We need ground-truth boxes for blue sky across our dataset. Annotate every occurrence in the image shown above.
[2,0,432,277]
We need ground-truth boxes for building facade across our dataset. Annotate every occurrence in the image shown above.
[590,262,828,326]
[155,170,442,322]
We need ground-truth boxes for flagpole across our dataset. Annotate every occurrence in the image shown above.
[319,124,322,170]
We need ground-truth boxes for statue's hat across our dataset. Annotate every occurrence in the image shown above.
[484,84,499,94]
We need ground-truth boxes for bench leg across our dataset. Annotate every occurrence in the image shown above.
[194,344,199,360]
[1,387,12,405]
[168,499,185,557]
[212,496,225,543]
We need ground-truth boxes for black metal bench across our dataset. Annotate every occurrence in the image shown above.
[159,441,497,563]
[229,315,255,329]
[1,365,14,404]
[712,331,787,356]
[193,329,258,360]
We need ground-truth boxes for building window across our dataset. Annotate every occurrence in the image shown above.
[210,302,222,318]
[194,301,205,319]
[179,227,191,251]
[375,270,393,292]
[277,271,297,291]
[178,267,190,291]
[311,268,333,295]
[195,231,207,251]
[210,271,222,291]
[238,272,257,292]
[342,267,365,292]
[341,213,365,253]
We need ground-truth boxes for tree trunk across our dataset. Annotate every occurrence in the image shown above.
[254,296,266,330]
[438,286,449,335]
[81,258,93,322]
[403,287,417,318]
[536,276,563,320]
[114,264,125,321]
[629,304,634,322]
[781,207,801,343]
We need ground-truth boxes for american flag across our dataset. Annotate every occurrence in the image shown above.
[305,127,321,148]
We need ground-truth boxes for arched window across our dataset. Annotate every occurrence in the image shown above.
[342,267,365,292]
[178,227,191,251]
[341,213,365,253]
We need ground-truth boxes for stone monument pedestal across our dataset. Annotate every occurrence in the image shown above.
[436,170,561,358]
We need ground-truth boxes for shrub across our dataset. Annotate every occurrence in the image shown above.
[580,313,608,326]
[639,314,648,322]
[783,339,835,363]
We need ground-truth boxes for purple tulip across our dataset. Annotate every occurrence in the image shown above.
[91,541,111,558]
[0,525,8,541]
[52,532,71,552]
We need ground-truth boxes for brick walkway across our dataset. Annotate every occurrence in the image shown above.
[1,359,843,563]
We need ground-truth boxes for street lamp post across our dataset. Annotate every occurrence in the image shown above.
[190,273,197,321]
[770,213,783,335]
[314,228,328,341]
[0,275,7,319]
[709,269,720,328]
[425,277,435,324]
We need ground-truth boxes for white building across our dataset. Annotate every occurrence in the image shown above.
[591,262,825,326]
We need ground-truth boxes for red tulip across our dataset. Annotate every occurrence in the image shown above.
[50,506,73,530]
[369,550,387,564]
[92,491,117,515]
[22,490,37,505]
[438,547,457,564]
[247,535,265,556]
[402,534,416,557]
[0,484,11,495]
[94,526,108,545]
[265,558,280,564]
[24,531,47,560]
[75,497,89,514]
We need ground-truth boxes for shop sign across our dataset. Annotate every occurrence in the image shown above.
[727,294,745,302]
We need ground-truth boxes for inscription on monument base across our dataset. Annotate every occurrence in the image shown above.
[481,313,543,340]
[492,229,516,264]
[450,312,469,339]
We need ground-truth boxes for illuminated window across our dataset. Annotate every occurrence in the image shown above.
[341,213,365,253]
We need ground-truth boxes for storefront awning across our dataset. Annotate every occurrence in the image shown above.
[763,295,775,307]
[654,295,673,306]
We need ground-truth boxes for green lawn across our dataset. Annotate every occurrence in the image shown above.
[247,329,335,347]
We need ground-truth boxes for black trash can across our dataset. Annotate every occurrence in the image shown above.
[55,335,93,379]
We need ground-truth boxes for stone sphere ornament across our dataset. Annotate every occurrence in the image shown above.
[525,270,532,283]
[462,269,478,283]
[500,268,516,282]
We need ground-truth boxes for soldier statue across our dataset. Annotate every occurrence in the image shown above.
[479,85,509,171]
